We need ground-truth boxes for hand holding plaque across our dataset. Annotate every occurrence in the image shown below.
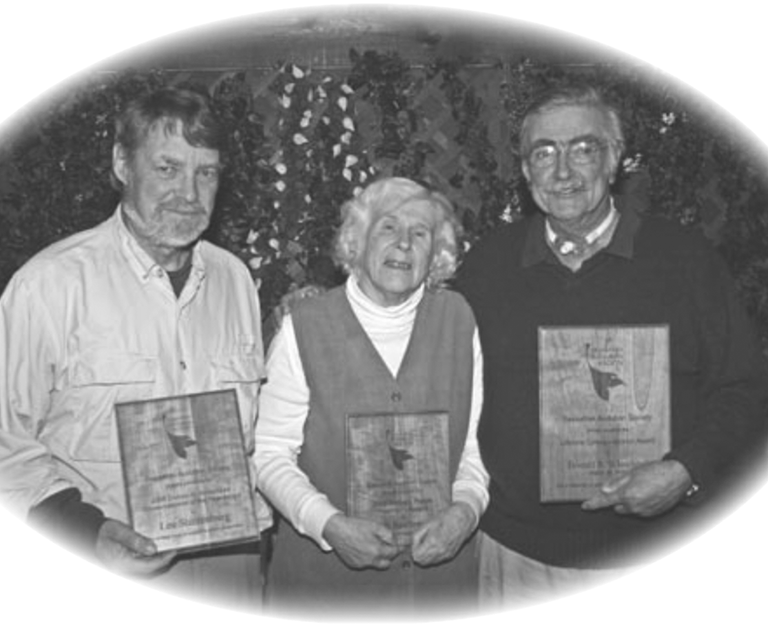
[411,501,476,566]
[95,519,177,577]
[322,513,401,570]
[581,459,693,516]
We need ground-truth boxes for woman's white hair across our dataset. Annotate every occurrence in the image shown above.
[333,177,461,289]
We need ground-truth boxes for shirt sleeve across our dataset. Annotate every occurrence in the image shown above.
[0,275,76,514]
[253,314,341,551]
[451,328,490,525]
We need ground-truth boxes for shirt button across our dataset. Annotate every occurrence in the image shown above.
[180,360,187,370]
[391,392,402,402]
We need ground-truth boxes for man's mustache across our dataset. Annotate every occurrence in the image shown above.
[160,200,206,215]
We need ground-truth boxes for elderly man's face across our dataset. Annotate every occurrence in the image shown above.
[357,200,437,307]
[113,120,221,265]
[522,104,619,229]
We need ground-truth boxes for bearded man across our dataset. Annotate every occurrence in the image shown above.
[0,88,266,611]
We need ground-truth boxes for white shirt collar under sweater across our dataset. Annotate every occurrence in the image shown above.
[346,275,424,377]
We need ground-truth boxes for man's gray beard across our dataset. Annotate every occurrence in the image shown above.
[144,211,210,249]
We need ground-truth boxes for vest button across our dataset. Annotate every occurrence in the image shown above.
[391,392,402,402]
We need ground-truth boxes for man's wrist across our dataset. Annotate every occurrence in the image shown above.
[665,458,701,500]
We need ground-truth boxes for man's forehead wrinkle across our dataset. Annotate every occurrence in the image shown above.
[144,136,221,169]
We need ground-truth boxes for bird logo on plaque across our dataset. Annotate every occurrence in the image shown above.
[585,342,626,401]
[386,429,415,470]
[161,411,198,460]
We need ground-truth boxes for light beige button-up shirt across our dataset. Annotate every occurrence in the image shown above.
[0,207,265,522]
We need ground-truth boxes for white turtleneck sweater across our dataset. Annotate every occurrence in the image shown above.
[254,276,488,551]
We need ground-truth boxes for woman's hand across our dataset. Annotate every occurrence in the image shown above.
[322,514,401,570]
[411,502,476,567]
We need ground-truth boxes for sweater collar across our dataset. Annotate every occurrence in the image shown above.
[521,198,640,268]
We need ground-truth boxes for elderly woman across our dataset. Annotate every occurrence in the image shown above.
[254,177,488,618]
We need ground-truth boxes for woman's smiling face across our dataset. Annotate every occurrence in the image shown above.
[356,199,438,307]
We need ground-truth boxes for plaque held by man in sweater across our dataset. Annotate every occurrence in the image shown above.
[115,389,259,553]
[539,326,671,502]
[346,411,450,547]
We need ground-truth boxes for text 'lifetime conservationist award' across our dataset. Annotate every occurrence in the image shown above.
[115,389,259,553]
[346,411,450,547]
[539,326,671,502]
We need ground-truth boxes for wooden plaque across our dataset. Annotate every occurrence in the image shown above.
[346,411,450,547]
[539,326,671,502]
[115,389,259,553]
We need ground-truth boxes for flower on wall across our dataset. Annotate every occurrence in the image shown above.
[210,62,373,316]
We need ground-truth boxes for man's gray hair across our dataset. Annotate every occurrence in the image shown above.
[111,87,224,190]
[334,177,461,289]
[519,83,625,155]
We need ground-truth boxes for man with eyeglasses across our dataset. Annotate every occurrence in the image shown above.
[456,82,768,606]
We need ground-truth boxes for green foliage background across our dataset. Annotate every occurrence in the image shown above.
[1,53,767,347]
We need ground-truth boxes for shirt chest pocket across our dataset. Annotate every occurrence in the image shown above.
[62,353,158,462]
[211,354,263,385]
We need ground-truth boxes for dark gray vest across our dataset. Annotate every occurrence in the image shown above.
[266,286,479,617]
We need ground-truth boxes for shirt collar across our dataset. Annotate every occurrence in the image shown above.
[521,197,640,268]
[114,204,206,282]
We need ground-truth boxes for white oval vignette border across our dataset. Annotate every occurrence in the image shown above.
[2,2,767,627]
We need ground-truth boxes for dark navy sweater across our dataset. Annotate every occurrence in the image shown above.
[456,206,768,568]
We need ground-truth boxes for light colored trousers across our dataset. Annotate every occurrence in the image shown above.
[478,532,632,609]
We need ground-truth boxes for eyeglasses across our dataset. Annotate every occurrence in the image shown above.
[526,139,608,170]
